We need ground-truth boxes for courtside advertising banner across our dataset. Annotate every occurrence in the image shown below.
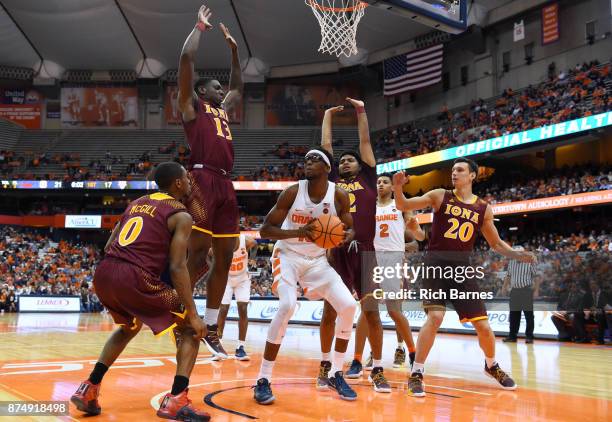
[18,296,81,312]
[64,215,102,228]
[61,87,139,127]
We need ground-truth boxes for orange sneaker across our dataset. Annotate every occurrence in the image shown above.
[157,388,210,421]
[70,380,101,415]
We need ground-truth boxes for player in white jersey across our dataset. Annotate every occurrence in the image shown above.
[216,231,257,361]
[253,149,358,405]
[350,174,425,374]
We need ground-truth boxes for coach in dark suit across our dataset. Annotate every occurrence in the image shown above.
[573,281,611,344]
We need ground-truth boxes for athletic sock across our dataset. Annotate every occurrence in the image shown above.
[373,359,383,369]
[204,308,219,326]
[485,357,497,369]
[331,351,345,375]
[238,340,246,348]
[397,340,405,349]
[258,358,275,381]
[411,362,425,375]
[171,375,189,395]
[88,362,109,385]
[322,352,331,362]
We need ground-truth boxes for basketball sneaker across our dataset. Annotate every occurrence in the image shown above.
[364,354,373,371]
[393,347,406,368]
[316,361,332,391]
[253,378,275,405]
[407,373,426,397]
[484,362,517,390]
[201,324,228,359]
[156,388,210,421]
[235,345,250,361]
[368,367,392,393]
[328,371,357,401]
[345,359,363,379]
[70,380,101,415]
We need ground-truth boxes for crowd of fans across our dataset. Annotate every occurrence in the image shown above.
[375,61,611,161]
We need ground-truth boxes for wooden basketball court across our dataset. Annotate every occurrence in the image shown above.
[0,313,609,421]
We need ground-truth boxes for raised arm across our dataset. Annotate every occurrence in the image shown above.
[178,5,212,122]
[392,171,445,212]
[220,23,243,112]
[346,97,375,167]
[168,211,206,339]
[321,105,344,156]
[481,205,537,263]
[259,185,315,241]
[404,212,425,242]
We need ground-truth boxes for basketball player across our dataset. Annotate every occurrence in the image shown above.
[70,162,210,421]
[392,158,537,397]
[354,174,425,371]
[318,99,391,393]
[253,149,358,404]
[216,230,258,361]
[178,4,243,358]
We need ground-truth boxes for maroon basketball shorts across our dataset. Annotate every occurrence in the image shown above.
[421,256,488,323]
[93,258,184,335]
[186,169,239,237]
[329,240,378,307]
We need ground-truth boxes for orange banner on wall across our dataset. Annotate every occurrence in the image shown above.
[0,104,41,129]
[415,190,612,224]
[542,2,560,45]
[61,87,139,128]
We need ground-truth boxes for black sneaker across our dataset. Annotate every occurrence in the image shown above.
[329,371,357,401]
[345,359,363,379]
[201,324,228,359]
[502,337,517,343]
[525,337,534,344]
[316,361,331,391]
[407,373,425,397]
[368,367,391,393]
[393,347,406,368]
[253,378,275,405]
[484,362,517,390]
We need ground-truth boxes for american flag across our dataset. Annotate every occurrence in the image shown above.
[383,44,444,96]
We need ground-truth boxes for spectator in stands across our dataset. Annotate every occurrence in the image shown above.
[572,281,611,344]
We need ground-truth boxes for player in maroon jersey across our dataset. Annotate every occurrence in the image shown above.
[178,4,244,358]
[392,158,537,397]
[70,162,210,421]
[315,98,392,393]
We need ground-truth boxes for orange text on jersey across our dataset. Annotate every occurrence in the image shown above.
[129,204,157,218]
[203,103,229,121]
[376,214,398,222]
[443,204,479,224]
[337,181,364,192]
[291,214,312,225]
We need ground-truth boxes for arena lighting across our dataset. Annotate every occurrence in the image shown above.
[376,111,612,174]
[509,227,518,231]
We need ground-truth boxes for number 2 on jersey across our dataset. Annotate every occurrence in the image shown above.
[443,218,474,242]
[379,223,389,238]
[214,118,233,141]
[118,216,144,247]
[348,193,356,213]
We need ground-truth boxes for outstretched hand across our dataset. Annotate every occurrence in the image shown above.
[220,23,237,50]
[325,105,344,114]
[393,171,409,187]
[196,5,213,31]
[346,97,364,108]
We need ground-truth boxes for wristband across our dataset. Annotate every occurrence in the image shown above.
[355,106,366,114]
[196,22,208,32]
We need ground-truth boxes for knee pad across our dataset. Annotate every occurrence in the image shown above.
[334,301,357,341]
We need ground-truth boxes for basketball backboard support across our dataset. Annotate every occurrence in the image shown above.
[363,0,468,34]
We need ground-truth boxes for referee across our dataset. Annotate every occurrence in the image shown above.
[502,245,538,343]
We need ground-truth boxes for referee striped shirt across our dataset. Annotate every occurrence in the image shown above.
[508,259,536,288]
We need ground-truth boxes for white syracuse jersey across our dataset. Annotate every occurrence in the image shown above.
[229,234,249,278]
[374,200,405,252]
[274,180,337,258]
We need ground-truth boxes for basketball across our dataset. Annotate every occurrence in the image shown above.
[310,213,345,249]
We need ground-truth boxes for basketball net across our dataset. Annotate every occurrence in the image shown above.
[305,0,367,58]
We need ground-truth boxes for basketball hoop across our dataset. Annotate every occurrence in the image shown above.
[305,0,368,58]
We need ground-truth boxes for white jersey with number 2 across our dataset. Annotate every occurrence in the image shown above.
[374,200,405,252]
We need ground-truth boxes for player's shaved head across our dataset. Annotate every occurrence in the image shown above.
[154,162,186,190]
